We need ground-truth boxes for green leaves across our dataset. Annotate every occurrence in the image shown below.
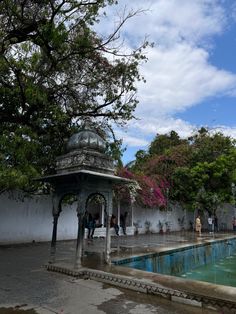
[0,127,40,190]
[0,0,148,190]
[131,128,236,213]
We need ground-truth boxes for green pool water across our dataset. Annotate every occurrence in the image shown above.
[116,238,236,288]
[179,253,236,287]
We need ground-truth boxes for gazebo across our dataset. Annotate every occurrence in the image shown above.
[37,124,132,268]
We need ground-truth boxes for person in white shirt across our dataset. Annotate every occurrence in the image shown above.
[208,216,213,233]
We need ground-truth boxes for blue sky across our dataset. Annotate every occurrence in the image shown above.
[97,0,236,164]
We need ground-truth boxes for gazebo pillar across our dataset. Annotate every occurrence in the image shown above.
[50,214,59,262]
[75,193,86,269]
[75,212,85,269]
[117,199,121,226]
[131,201,134,227]
[50,196,61,263]
[101,203,105,226]
[105,213,112,264]
[105,193,112,264]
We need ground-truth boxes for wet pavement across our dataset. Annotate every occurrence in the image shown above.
[0,308,37,314]
[0,232,233,314]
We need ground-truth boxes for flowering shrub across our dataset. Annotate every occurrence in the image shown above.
[114,168,135,202]
[136,174,167,208]
[116,167,170,209]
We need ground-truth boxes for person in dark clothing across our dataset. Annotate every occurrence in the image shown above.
[232,217,236,232]
[87,213,95,239]
[214,215,218,232]
[110,214,119,236]
[90,213,102,238]
[120,211,128,235]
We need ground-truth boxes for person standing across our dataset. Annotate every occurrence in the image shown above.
[120,211,128,235]
[87,213,95,239]
[232,217,236,232]
[90,213,103,238]
[214,214,218,232]
[195,215,202,236]
[208,215,213,233]
[110,214,119,236]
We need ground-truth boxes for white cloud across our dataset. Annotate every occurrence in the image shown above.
[120,116,195,148]
[115,130,149,147]
[96,0,236,155]
[136,44,236,116]
[211,126,236,138]
[103,0,226,46]
[120,118,236,150]
[130,116,194,137]
[114,116,194,149]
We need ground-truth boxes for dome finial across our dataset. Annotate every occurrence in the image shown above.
[81,118,93,131]
[67,121,106,153]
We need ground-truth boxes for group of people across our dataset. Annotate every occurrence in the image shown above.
[207,215,218,233]
[86,211,236,238]
[84,212,102,239]
[195,214,236,236]
[110,212,128,236]
[84,211,128,238]
[195,214,218,236]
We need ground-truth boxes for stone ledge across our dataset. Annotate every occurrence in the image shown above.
[45,263,236,312]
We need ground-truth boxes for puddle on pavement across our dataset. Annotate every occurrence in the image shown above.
[0,307,37,314]
[99,284,216,314]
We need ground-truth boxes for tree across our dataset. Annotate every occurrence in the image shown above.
[148,131,186,156]
[189,127,234,164]
[172,133,236,212]
[130,149,148,173]
[128,128,236,213]
[0,0,148,190]
[131,133,191,199]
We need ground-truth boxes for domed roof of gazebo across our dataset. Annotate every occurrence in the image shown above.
[67,124,106,153]
[55,122,114,175]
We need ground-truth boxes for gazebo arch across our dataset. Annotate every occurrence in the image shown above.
[85,192,107,212]
[85,192,107,231]
[37,123,132,268]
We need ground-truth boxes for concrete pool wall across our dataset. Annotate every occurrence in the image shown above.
[46,262,236,313]
[46,234,236,313]
[113,237,236,278]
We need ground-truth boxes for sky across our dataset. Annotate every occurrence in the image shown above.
[97,0,236,164]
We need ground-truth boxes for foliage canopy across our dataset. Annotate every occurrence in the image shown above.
[124,128,236,212]
[0,0,148,191]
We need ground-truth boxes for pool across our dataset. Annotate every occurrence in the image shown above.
[114,237,236,287]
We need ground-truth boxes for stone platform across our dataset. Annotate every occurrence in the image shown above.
[47,232,236,313]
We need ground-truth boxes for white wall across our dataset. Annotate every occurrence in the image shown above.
[133,202,192,233]
[0,191,235,244]
[0,190,78,244]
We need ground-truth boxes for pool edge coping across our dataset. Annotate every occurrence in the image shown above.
[46,263,236,312]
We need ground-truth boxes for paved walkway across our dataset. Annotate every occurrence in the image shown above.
[54,231,233,267]
[0,232,233,314]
